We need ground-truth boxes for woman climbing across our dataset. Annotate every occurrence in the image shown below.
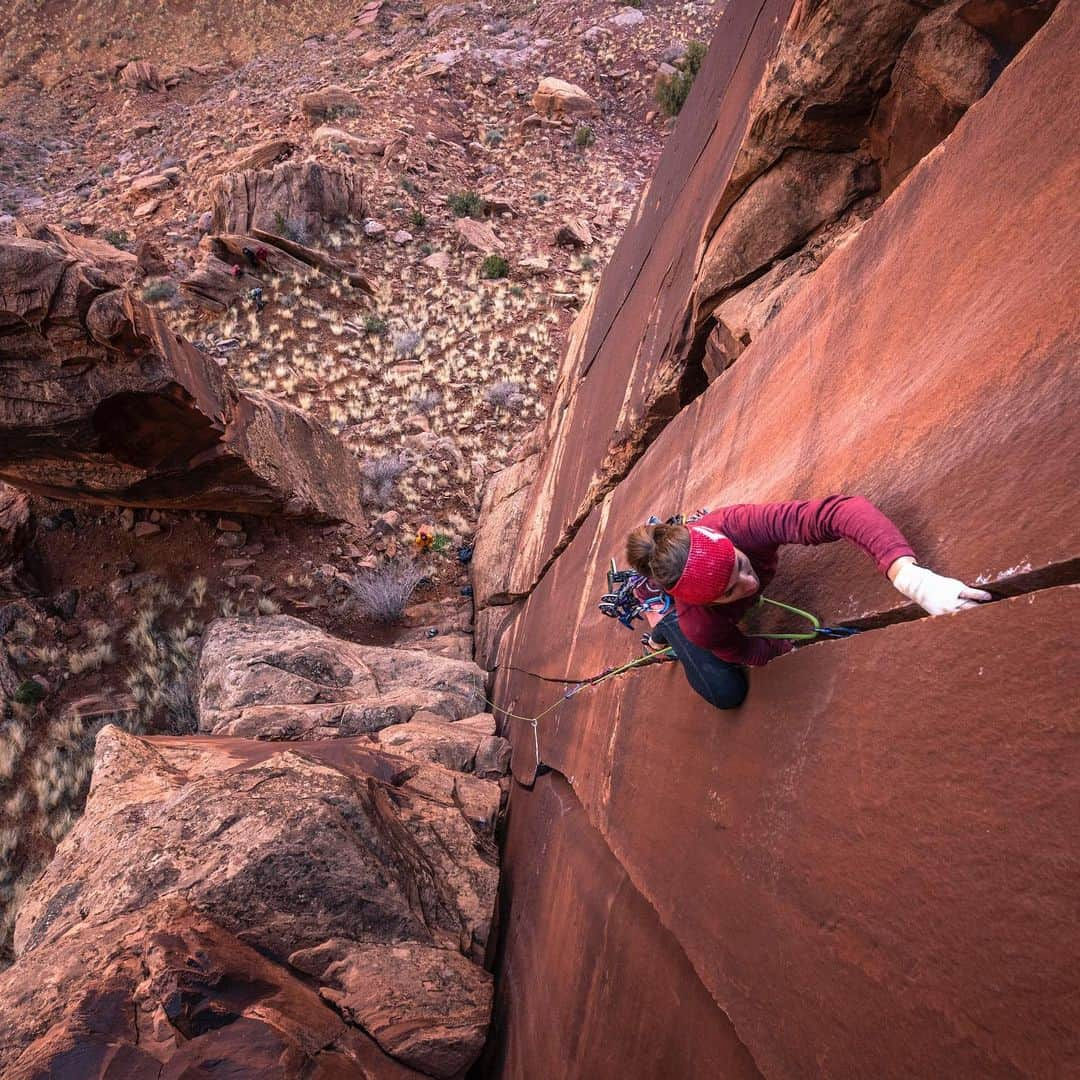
[625,496,992,709]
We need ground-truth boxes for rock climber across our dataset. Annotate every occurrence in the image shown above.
[625,496,992,709]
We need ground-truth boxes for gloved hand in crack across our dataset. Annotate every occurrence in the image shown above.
[887,556,993,615]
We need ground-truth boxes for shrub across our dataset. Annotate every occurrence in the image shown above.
[124,598,200,735]
[480,254,509,279]
[447,190,486,219]
[102,229,129,250]
[272,211,307,244]
[485,128,505,147]
[0,720,28,782]
[531,191,550,206]
[655,40,707,117]
[485,379,525,409]
[419,242,433,256]
[400,177,421,195]
[348,561,424,623]
[141,278,177,303]
[364,314,388,335]
[12,680,44,707]
[393,328,422,357]
[361,452,411,506]
[575,125,595,149]
[509,284,525,298]
[410,389,442,414]
[409,208,426,230]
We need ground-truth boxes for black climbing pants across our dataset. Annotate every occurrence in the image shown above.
[652,610,749,710]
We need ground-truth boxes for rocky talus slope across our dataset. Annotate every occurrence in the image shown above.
[473,1,1078,1076]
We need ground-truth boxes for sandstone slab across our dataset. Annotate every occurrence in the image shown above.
[197,615,487,738]
[482,10,1080,1076]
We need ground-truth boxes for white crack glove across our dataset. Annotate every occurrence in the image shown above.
[892,563,992,616]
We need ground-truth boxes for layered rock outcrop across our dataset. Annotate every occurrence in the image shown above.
[198,616,487,739]
[475,2,1077,1076]
[0,238,365,522]
[208,158,365,239]
[0,725,498,1077]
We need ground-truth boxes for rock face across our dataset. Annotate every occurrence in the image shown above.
[209,158,365,240]
[0,725,498,1078]
[475,4,1078,1077]
[197,615,488,738]
[0,237,366,522]
[472,0,1051,609]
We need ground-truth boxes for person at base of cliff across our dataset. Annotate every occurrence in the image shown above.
[625,496,993,710]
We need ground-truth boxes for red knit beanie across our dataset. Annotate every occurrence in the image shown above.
[668,525,736,604]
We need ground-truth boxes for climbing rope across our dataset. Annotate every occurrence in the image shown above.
[484,594,858,774]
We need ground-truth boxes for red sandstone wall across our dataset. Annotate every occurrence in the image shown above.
[476,3,1079,1076]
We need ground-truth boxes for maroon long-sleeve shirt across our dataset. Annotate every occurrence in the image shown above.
[675,496,915,667]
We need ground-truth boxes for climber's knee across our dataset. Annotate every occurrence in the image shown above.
[698,671,748,710]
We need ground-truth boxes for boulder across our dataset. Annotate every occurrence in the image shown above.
[531,77,598,118]
[224,137,297,173]
[313,125,387,156]
[209,159,365,241]
[454,217,503,252]
[299,85,363,124]
[0,237,366,523]
[197,615,487,738]
[126,173,174,200]
[1,725,497,1076]
[870,1,1001,195]
[291,939,492,1078]
[118,60,163,92]
[610,7,646,28]
[373,710,509,775]
[179,251,262,311]
[473,734,512,779]
[556,217,592,248]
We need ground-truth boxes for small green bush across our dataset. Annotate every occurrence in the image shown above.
[575,125,595,149]
[531,191,550,206]
[141,278,177,303]
[655,39,708,117]
[480,254,509,279]
[12,680,45,706]
[400,178,421,195]
[485,128,505,147]
[409,209,426,230]
[102,229,129,250]
[272,211,307,244]
[364,314,388,335]
[447,190,486,219]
